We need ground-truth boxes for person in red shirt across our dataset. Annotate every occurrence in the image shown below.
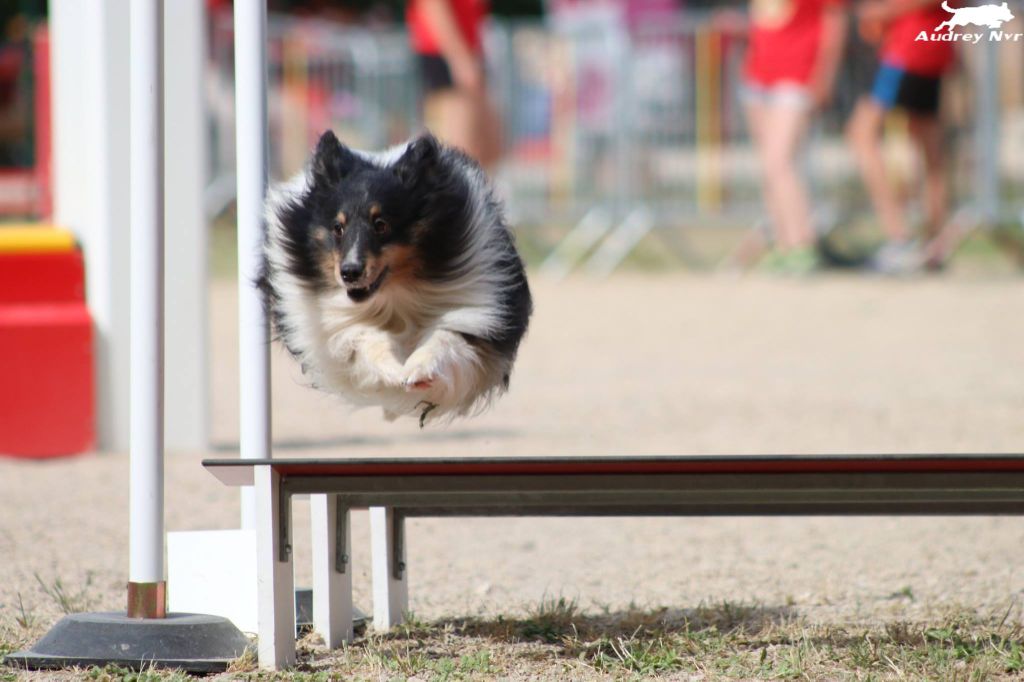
[846,0,954,272]
[743,0,847,272]
[406,0,501,167]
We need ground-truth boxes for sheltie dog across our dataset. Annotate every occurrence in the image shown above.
[258,131,532,425]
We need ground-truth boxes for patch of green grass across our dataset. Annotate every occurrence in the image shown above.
[455,649,493,675]
[0,619,34,661]
[336,600,1024,681]
[519,596,579,643]
[225,645,258,674]
[84,664,192,682]
[583,632,685,675]
[887,585,916,602]
[362,639,431,678]
[34,571,95,614]
[3,599,1022,680]
[352,642,493,682]
[13,594,38,631]
[261,673,340,682]
[0,637,17,658]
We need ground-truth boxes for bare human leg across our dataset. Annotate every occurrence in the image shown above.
[847,97,910,243]
[748,99,814,250]
[423,88,500,170]
[908,113,952,266]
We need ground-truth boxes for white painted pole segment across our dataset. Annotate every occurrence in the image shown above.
[163,0,210,452]
[235,0,272,530]
[370,507,409,630]
[312,496,354,647]
[129,0,165,585]
[255,467,296,669]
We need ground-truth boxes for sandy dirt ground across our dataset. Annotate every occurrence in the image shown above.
[2,273,1024,645]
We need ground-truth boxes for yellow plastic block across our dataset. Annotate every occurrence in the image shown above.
[0,225,77,253]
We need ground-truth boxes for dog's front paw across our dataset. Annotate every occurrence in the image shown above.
[402,349,446,393]
[327,335,359,365]
[403,365,438,392]
[328,330,405,389]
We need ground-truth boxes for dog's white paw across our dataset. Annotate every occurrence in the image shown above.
[402,350,446,393]
[328,330,405,389]
[403,366,439,392]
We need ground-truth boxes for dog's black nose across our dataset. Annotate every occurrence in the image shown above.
[340,262,364,283]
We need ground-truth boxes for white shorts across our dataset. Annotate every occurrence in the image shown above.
[740,80,812,110]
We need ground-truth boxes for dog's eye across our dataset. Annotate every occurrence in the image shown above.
[373,218,390,237]
[332,220,345,235]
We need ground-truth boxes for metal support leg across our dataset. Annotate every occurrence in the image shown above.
[311,495,353,647]
[370,507,408,630]
[255,467,295,670]
[538,207,613,280]
[974,38,1000,225]
[585,206,655,277]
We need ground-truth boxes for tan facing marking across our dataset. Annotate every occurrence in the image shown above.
[379,244,422,284]
[368,203,382,219]
[313,224,337,281]
[335,211,347,226]
[317,248,341,284]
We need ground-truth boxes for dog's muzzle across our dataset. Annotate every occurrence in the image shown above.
[338,265,389,303]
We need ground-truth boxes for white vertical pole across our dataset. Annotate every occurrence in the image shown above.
[163,0,210,452]
[255,466,296,669]
[128,0,166,614]
[370,507,408,630]
[312,495,354,647]
[235,1,272,529]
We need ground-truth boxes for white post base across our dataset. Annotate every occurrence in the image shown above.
[255,467,295,670]
[311,495,353,647]
[370,507,408,630]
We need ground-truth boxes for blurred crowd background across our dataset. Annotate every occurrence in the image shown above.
[1,0,1022,275]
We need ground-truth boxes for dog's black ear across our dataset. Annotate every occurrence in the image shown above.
[311,130,355,188]
[392,133,441,188]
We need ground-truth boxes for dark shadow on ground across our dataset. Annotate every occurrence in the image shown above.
[292,602,1024,679]
[388,600,799,646]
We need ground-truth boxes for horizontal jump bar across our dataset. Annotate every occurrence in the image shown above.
[394,502,1024,516]
[271,472,1024,514]
[203,454,1024,487]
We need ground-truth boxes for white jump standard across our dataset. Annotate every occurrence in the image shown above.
[203,453,1024,670]
[5,0,248,672]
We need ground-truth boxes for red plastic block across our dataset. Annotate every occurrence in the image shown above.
[0,303,94,457]
[0,251,85,304]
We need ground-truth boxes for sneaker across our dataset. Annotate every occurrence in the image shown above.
[777,246,821,275]
[756,249,785,272]
[759,246,821,275]
[870,240,922,275]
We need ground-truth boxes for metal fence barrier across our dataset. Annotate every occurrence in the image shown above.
[207,12,1022,272]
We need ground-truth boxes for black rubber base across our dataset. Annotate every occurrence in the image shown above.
[3,612,251,673]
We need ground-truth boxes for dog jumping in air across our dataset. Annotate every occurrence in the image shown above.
[258,131,533,425]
